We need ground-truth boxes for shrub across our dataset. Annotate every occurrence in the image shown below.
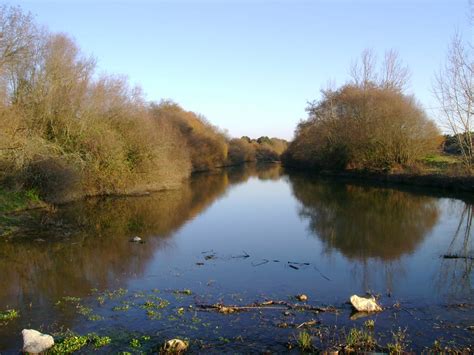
[151,101,228,172]
[284,84,439,171]
[0,13,191,202]
[227,138,256,165]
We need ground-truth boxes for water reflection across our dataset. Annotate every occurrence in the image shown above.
[0,164,281,339]
[288,175,440,261]
[436,202,473,299]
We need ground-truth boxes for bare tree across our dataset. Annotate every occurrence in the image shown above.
[434,33,474,168]
[350,48,410,92]
[380,49,411,92]
[350,48,378,88]
[0,5,40,102]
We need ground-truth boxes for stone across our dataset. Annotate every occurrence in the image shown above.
[296,294,308,302]
[22,329,54,354]
[163,338,188,353]
[350,295,382,312]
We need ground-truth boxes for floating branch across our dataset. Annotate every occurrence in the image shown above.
[196,300,339,314]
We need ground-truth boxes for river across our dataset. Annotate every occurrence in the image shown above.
[0,164,472,352]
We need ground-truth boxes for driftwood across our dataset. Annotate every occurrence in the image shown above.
[196,300,339,314]
[442,254,474,260]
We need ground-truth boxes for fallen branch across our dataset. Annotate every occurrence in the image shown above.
[442,254,474,260]
[196,300,339,314]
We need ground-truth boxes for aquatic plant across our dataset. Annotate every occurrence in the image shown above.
[345,327,377,351]
[51,333,111,353]
[364,319,375,329]
[297,331,313,351]
[0,309,19,322]
[387,327,408,353]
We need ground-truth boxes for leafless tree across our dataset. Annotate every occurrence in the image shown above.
[350,48,378,88]
[380,49,411,92]
[350,48,410,92]
[434,33,474,168]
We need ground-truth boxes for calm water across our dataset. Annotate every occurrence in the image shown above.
[0,164,473,352]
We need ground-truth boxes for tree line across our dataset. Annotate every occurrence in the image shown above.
[0,6,285,202]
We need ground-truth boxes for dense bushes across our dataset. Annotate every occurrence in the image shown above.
[0,8,193,202]
[284,51,440,172]
[0,6,286,202]
[0,32,192,201]
[150,101,228,172]
[227,136,288,165]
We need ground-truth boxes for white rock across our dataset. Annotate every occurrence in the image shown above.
[163,338,188,352]
[350,295,382,312]
[296,294,308,302]
[22,329,54,354]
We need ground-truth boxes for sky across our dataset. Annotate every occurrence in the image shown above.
[12,0,473,139]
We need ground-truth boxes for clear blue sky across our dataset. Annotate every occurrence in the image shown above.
[14,0,472,139]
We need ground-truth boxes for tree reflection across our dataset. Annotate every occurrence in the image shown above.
[289,175,440,261]
[0,163,282,341]
[435,202,473,299]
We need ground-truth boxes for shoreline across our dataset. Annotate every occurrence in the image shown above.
[282,165,474,195]
[2,162,473,216]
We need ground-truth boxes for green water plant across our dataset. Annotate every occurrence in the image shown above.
[50,333,111,353]
[297,331,313,351]
[0,309,19,323]
[345,327,377,351]
[387,327,408,353]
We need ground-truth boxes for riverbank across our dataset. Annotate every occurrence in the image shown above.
[282,165,474,194]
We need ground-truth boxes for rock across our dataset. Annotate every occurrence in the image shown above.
[130,236,142,243]
[350,295,382,312]
[296,294,308,302]
[163,338,188,353]
[22,329,54,354]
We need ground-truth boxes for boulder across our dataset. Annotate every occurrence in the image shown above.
[350,295,382,312]
[163,338,188,353]
[22,329,54,354]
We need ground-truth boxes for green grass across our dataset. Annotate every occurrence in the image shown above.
[421,154,460,170]
[0,188,41,213]
[0,188,44,237]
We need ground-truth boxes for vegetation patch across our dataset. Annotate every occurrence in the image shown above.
[50,332,111,353]
[297,331,313,351]
[0,309,19,323]
[0,188,41,213]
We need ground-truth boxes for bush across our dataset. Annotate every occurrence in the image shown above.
[227,138,256,165]
[0,13,192,202]
[284,84,440,171]
[151,101,228,172]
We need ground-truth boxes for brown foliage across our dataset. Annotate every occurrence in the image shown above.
[284,82,440,171]
[151,100,228,172]
[0,10,192,201]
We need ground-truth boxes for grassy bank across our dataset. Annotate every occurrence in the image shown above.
[283,154,474,193]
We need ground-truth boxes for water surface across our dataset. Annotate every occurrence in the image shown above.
[0,164,473,352]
